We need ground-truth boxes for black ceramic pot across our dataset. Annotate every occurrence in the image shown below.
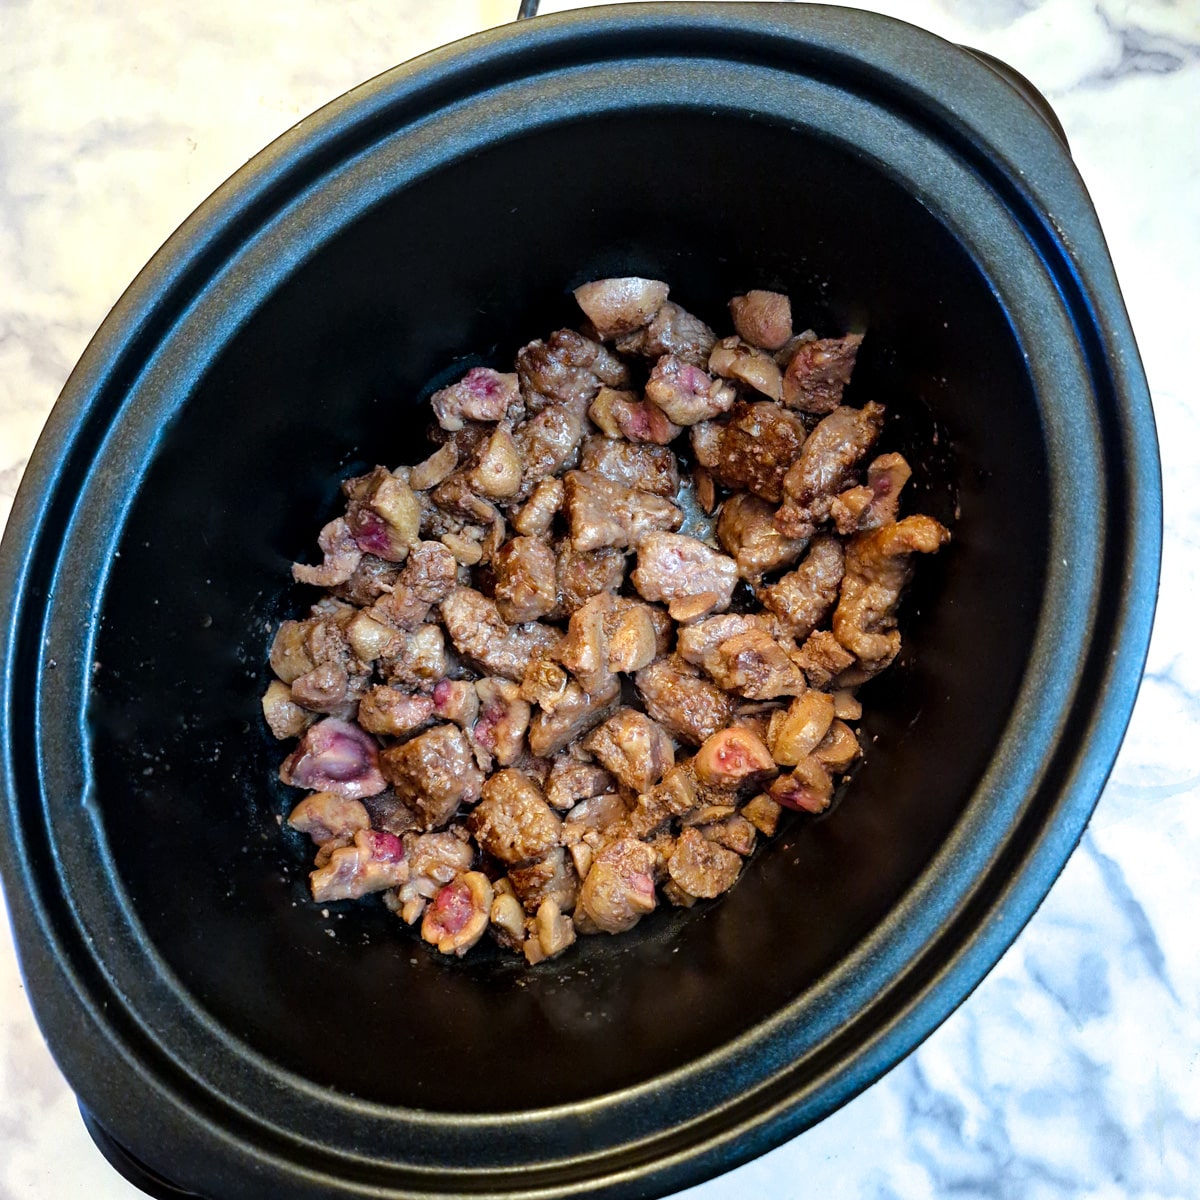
[0,4,1160,1199]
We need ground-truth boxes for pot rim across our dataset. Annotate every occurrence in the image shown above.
[0,5,1161,1198]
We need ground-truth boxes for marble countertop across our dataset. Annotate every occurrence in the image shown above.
[1,1,1196,1197]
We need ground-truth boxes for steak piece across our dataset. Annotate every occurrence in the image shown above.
[379,723,486,829]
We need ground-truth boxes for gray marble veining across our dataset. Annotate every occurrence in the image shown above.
[1,2,1196,1197]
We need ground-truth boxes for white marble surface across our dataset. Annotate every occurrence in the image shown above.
[1,0,1196,1196]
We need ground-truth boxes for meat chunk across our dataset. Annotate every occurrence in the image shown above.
[343,467,421,562]
[431,368,520,431]
[379,623,448,688]
[421,872,494,956]
[676,613,779,667]
[576,838,658,934]
[279,718,387,800]
[707,337,783,401]
[292,517,363,587]
[692,727,778,792]
[573,276,669,339]
[716,492,809,582]
[555,545,627,616]
[379,723,485,829]
[777,402,885,535]
[813,719,862,772]
[545,757,618,812]
[555,593,618,695]
[513,405,585,495]
[520,653,573,714]
[357,686,436,738]
[405,830,475,891]
[793,629,857,688]
[713,402,807,503]
[767,692,835,765]
[615,301,715,368]
[667,828,742,899]
[584,708,676,794]
[466,423,523,499]
[741,793,783,837]
[833,515,950,672]
[630,533,738,622]
[699,813,758,857]
[492,536,559,623]
[524,896,578,964]
[469,769,562,865]
[702,630,807,699]
[644,354,738,425]
[310,829,407,902]
[860,452,912,531]
[781,333,864,414]
[517,328,629,412]
[588,387,682,445]
[604,599,661,675]
[330,554,404,607]
[729,290,793,351]
[579,436,681,497]
[371,539,459,631]
[261,680,315,739]
[409,441,459,491]
[432,678,480,727]
[769,756,834,814]
[759,535,846,639]
[635,656,736,747]
[507,846,579,914]
[527,674,621,758]
[287,793,371,857]
[562,471,682,553]
[690,419,725,471]
[511,477,564,538]
[345,610,403,664]
[470,678,532,768]
[440,588,558,681]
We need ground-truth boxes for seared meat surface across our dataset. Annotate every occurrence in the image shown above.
[268,275,948,962]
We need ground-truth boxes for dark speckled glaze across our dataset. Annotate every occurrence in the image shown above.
[0,5,1160,1199]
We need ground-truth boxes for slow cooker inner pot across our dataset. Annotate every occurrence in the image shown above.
[88,109,1045,1110]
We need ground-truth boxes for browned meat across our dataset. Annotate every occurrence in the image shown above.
[667,828,742,899]
[464,423,523,500]
[431,368,521,431]
[604,599,660,675]
[523,896,578,963]
[676,613,779,667]
[781,333,864,413]
[861,452,912,530]
[379,723,485,829]
[261,680,315,739]
[702,630,807,699]
[409,441,459,491]
[767,692,835,766]
[830,485,874,535]
[280,718,387,800]
[470,678,532,768]
[507,846,579,914]
[692,727,778,792]
[292,517,363,587]
[729,290,793,351]
[573,277,670,339]
[576,838,658,934]
[492,536,559,623]
[769,756,834,814]
[440,588,558,681]
[760,535,846,639]
[615,301,715,368]
[561,791,629,839]
[584,708,676,794]
[793,628,857,687]
[833,690,862,720]
[379,624,448,688]
[741,793,783,837]
[555,545,627,616]
[405,830,475,891]
[345,610,404,665]
[630,533,738,622]
[287,792,371,857]
[716,492,809,582]
[431,679,480,727]
[513,405,585,497]
[635,656,736,747]
[694,466,717,514]
[517,329,629,412]
[690,419,725,470]
[562,471,682,552]
[361,791,421,838]
[556,593,618,695]
[833,515,950,672]
[813,719,861,772]
[342,467,421,562]
[579,436,681,497]
[527,674,621,758]
[644,354,738,425]
[708,336,783,401]
[545,757,618,812]
[421,872,494,956]
[511,477,564,538]
[310,829,408,902]
[777,402,885,534]
[588,387,682,445]
[357,686,437,738]
[330,554,403,607]
[520,653,572,714]
[370,539,459,631]
[713,402,807,503]
[469,769,562,864]
[700,813,757,857]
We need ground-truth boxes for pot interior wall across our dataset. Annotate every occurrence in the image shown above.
[88,110,1046,1110]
